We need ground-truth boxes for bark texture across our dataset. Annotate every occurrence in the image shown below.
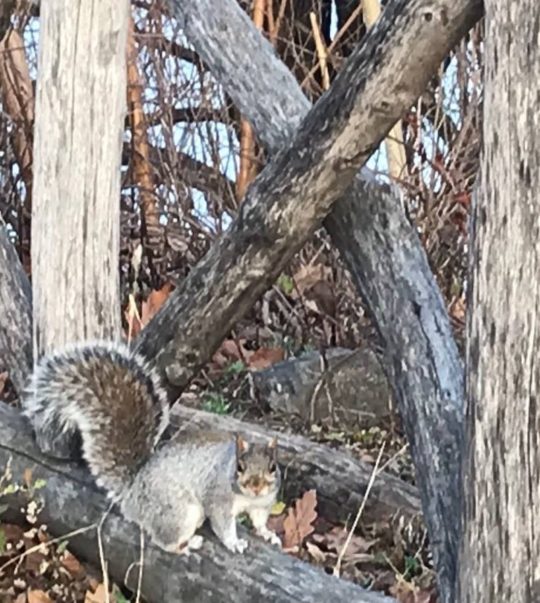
[0,404,396,603]
[141,0,480,390]
[0,221,32,393]
[31,0,128,357]
[154,2,482,600]
[459,4,540,602]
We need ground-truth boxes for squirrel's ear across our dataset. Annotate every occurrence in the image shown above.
[235,433,249,454]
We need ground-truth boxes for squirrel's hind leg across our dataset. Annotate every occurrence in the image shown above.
[149,493,205,555]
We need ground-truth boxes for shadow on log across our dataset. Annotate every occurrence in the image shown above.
[0,403,402,602]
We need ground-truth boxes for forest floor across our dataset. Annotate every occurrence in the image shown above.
[0,348,437,603]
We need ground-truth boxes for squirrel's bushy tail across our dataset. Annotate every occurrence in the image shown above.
[22,342,169,497]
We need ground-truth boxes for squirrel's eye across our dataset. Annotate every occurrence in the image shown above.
[237,461,246,473]
[268,461,276,473]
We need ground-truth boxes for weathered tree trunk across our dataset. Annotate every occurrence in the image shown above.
[0,219,32,393]
[141,0,479,390]
[459,3,540,602]
[0,403,397,603]
[31,0,128,356]
[155,2,483,601]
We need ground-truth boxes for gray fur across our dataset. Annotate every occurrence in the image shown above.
[22,341,281,554]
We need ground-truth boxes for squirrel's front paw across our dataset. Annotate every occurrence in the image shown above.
[225,537,248,554]
[187,534,204,550]
[258,527,282,547]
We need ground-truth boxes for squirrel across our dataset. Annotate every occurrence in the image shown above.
[21,341,282,554]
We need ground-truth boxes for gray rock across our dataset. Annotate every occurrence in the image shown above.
[252,347,391,425]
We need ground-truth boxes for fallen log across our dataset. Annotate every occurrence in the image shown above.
[170,405,421,524]
[0,404,396,603]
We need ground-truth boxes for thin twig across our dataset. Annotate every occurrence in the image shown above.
[377,442,409,476]
[97,503,114,603]
[270,0,288,44]
[136,529,145,603]
[333,441,386,577]
[309,12,330,90]
[309,351,329,424]
[362,0,407,178]
[301,1,364,89]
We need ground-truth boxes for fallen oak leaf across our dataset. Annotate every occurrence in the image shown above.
[282,489,318,551]
[389,580,418,603]
[85,583,109,603]
[28,590,53,603]
[247,347,285,371]
[61,550,84,577]
[212,338,253,368]
[290,263,332,299]
[140,282,174,327]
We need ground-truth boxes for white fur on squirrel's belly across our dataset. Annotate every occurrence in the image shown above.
[232,490,276,516]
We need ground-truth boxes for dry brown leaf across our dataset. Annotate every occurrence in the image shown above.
[389,581,438,603]
[61,550,83,577]
[306,541,327,563]
[389,581,416,603]
[2,523,24,542]
[140,282,173,327]
[304,280,336,317]
[212,338,252,368]
[313,526,377,556]
[28,590,53,603]
[85,584,108,603]
[282,489,318,550]
[25,550,47,573]
[290,264,332,299]
[267,514,285,536]
[450,295,466,322]
[247,347,285,371]
[23,468,33,488]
